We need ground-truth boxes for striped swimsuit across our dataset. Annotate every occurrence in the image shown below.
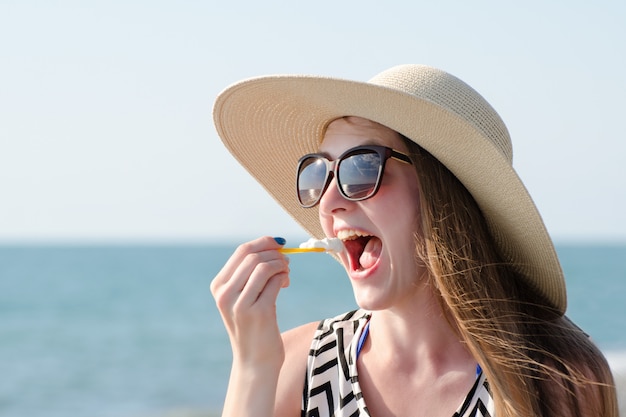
[302,310,495,417]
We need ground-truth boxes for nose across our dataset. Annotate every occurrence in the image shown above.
[319,176,350,215]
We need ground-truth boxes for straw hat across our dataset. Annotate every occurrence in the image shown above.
[213,64,566,315]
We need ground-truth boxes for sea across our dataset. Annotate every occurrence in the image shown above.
[1,243,625,417]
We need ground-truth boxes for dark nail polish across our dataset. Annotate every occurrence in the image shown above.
[273,237,286,245]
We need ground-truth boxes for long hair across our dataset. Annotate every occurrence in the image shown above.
[404,138,618,416]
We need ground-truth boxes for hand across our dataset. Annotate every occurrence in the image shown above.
[211,236,290,368]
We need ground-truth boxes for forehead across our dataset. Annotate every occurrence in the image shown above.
[319,117,406,156]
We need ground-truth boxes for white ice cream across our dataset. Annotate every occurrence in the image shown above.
[299,237,344,253]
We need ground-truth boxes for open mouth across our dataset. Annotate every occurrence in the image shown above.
[337,229,382,272]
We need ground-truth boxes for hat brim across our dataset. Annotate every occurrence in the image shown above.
[213,72,566,315]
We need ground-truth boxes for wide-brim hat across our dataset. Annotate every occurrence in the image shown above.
[213,64,566,315]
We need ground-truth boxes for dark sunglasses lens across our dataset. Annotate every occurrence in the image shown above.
[297,157,327,207]
[337,150,382,200]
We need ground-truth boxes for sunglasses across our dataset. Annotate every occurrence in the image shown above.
[296,145,414,208]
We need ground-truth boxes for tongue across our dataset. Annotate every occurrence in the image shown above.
[359,237,382,269]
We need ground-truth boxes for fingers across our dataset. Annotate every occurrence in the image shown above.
[235,256,289,309]
[211,236,290,318]
[212,236,286,289]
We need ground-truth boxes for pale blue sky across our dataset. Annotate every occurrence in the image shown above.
[1,1,625,244]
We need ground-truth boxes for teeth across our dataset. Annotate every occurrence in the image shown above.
[337,229,372,241]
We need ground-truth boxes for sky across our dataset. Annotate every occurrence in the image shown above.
[1,1,625,244]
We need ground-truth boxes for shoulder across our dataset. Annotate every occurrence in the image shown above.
[274,310,370,416]
[279,310,369,378]
[283,320,320,352]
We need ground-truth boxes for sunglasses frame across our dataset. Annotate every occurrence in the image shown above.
[296,145,414,208]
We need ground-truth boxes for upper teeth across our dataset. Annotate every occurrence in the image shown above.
[337,229,372,241]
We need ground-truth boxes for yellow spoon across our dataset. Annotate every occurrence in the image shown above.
[278,247,326,254]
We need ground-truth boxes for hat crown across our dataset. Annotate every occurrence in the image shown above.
[369,65,513,163]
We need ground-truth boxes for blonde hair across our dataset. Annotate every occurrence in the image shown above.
[405,139,618,417]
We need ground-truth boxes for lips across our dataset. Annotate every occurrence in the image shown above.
[337,229,382,272]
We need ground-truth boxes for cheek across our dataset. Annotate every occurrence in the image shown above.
[375,180,421,239]
[390,198,420,236]
[378,173,421,216]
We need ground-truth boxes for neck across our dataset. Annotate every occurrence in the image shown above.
[363,288,473,373]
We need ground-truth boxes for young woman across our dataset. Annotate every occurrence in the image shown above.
[210,65,618,416]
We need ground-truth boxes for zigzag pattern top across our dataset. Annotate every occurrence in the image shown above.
[301,310,495,417]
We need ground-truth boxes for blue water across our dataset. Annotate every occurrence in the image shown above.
[1,244,624,417]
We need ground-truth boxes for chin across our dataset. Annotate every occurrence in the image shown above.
[352,291,390,312]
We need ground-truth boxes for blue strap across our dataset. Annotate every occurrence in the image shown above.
[356,321,370,358]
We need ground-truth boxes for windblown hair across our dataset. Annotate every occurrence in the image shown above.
[404,138,618,417]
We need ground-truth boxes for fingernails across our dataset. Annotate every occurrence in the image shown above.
[273,237,286,245]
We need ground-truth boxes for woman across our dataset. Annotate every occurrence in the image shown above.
[211,65,618,416]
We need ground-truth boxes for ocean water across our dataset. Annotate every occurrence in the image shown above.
[0,244,624,417]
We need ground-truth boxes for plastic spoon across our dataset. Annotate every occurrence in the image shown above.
[278,247,326,254]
